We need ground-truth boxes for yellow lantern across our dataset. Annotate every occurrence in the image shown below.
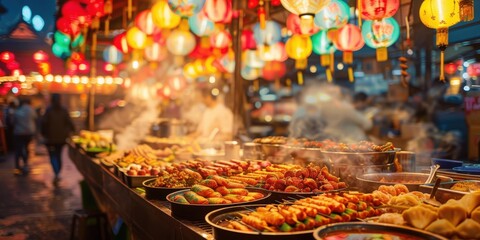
[419,0,460,81]
[285,34,312,85]
[183,62,198,79]
[126,27,148,49]
[280,0,330,33]
[151,0,181,29]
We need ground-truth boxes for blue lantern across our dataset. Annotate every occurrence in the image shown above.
[253,20,282,46]
[168,0,206,17]
[189,12,215,37]
[314,0,350,30]
[311,30,336,56]
[103,45,123,64]
[362,17,400,61]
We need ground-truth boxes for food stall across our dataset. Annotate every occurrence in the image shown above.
[3,0,475,239]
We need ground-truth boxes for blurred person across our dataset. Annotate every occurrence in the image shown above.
[13,98,37,175]
[190,88,233,143]
[4,99,18,152]
[41,94,75,183]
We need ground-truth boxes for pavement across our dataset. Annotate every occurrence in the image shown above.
[0,142,83,240]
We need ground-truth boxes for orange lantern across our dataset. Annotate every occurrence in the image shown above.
[262,61,287,81]
[444,63,458,75]
[210,30,232,49]
[135,10,161,35]
[33,51,49,63]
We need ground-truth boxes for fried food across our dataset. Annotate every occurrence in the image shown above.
[438,200,467,226]
[456,219,480,239]
[425,219,456,238]
[402,205,437,229]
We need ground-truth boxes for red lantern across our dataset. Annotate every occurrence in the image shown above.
[286,14,319,35]
[33,51,49,63]
[248,0,259,8]
[189,39,213,59]
[242,29,256,50]
[210,30,232,49]
[113,32,131,53]
[0,51,15,63]
[70,52,85,64]
[360,0,399,21]
[38,62,51,75]
[77,61,90,73]
[6,61,20,70]
[56,17,80,36]
[61,1,85,16]
[86,1,105,18]
[135,10,161,35]
[203,0,232,23]
[262,61,287,81]
[444,63,458,75]
[467,63,480,77]
[271,0,281,6]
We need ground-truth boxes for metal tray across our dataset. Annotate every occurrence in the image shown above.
[437,169,480,181]
[167,188,271,221]
[267,186,349,203]
[419,180,480,203]
[205,204,316,240]
[356,172,453,193]
[313,222,447,240]
[321,150,397,166]
[122,172,156,188]
[142,178,188,200]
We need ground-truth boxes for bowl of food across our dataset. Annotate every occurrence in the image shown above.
[356,172,453,192]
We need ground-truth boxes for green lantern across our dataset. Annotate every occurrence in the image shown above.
[71,34,85,48]
[54,31,71,47]
[52,43,71,59]
[361,17,400,62]
[311,30,336,81]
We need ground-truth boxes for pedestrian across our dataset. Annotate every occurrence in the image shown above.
[41,94,75,183]
[13,98,37,175]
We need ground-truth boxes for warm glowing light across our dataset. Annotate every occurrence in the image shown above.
[72,76,80,84]
[211,88,220,96]
[35,75,43,82]
[81,76,89,84]
[97,76,105,85]
[115,77,124,85]
[19,75,26,82]
[45,74,53,82]
[63,75,71,83]
[132,60,140,69]
[54,75,62,83]
[337,63,344,70]
[106,76,113,84]
[450,77,461,85]
[209,75,216,83]
[310,65,317,73]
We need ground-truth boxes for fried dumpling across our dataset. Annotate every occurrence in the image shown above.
[438,199,467,226]
[459,191,480,214]
[393,184,409,195]
[403,205,438,229]
[456,219,480,239]
[471,206,480,223]
[425,219,456,238]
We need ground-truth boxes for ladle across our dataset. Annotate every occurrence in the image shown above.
[423,178,442,207]
[425,164,440,184]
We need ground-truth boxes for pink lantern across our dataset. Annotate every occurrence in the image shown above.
[144,43,168,62]
[242,29,256,50]
[113,32,131,53]
[203,0,232,23]
[168,75,187,91]
[286,14,319,35]
[135,10,161,35]
[6,61,20,70]
[210,30,232,49]
[33,51,49,63]
[334,24,364,81]
[258,42,288,62]
[360,0,399,20]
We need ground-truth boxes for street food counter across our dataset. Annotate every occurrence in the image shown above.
[69,134,480,240]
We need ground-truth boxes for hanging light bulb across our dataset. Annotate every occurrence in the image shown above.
[280,0,330,33]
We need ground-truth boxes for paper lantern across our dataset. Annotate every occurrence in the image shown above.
[0,52,15,63]
[280,0,330,33]
[241,66,261,80]
[311,30,336,81]
[314,0,350,30]
[6,61,20,70]
[144,42,168,62]
[286,34,312,85]
[285,34,312,60]
[167,75,187,91]
[103,45,123,64]
[54,31,71,47]
[419,0,460,81]
[244,49,265,68]
[460,0,474,22]
[262,61,287,81]
[287,14,319,35]
[168,0,206,17]
[33,51,49,63]
[113,32,131,53]
[204,56,218,73]
[189,12,215,37]
[71,34,85,48]
[253,20,282,46]
[257,42,288,62]
[360,0,399,20]
[242,29,257,50]
[444,63,457,75]
[152,1,181,29]
[126,27,148,49]
[183,63,199,78]
[203,0,232,23]
[56,17,79,36]
[70,52,85,64]
[334,24,364,81]
[210,30,232,49]
[362,17,400,61]
[52,43,71,59]
[61,1,85,16]
[166,30,196,56]
[86,1,105,17]
[135,10,161,35]
[189,39,213,59]
[216,50,235,73]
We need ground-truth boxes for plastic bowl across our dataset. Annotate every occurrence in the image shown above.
[432,158,463,169]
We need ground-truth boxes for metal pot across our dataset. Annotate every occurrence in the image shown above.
[356,172,454,193]
[151,118,186,138]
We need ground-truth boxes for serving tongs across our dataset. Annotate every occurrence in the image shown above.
[425,164,440,184]
[422,178,442,207]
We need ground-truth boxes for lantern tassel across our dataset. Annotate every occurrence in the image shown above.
[297,71,304,85]
[348,67,354,82]
[326,69,333,82]
[254,79,259,92]
[275,78,280,90]
[330,50,335,72]
[440,50,445,82]
[357,0,362,28]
